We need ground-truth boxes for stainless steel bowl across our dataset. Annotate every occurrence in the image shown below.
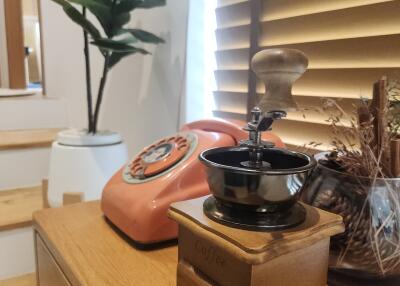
[199,147,316,213]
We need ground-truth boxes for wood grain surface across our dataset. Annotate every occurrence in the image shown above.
[0,185,42,231]
[169,196,344,264]
[62,192,84,206]
[33,201,178,286]
[0,128,61,150]
[0,273,36,286]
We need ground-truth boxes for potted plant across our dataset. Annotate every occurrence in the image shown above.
[301,77,400,285]
[48,0,165,207]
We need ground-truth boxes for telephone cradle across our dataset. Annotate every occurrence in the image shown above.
[101,118,283,244]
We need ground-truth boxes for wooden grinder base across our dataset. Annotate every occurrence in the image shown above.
[169,196,344,286]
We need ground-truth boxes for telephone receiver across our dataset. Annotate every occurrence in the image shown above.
[101,118,283,244]
[182,118,253,144]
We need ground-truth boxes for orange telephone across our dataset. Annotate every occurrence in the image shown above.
[101,118,283,244]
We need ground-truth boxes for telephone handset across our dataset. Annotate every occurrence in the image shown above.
[181,118,249,144]
[183,117,283,145]
[101,118,283,244]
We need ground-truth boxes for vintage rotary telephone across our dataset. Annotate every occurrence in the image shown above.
[101,118,283,244]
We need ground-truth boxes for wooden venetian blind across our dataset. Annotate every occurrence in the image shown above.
[213,0,400,151]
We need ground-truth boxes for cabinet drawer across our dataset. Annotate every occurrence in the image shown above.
[36,233,71,286]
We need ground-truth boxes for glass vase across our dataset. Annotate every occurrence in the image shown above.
[301,159,400,285]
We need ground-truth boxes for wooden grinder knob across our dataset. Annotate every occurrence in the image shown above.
[251,48,308,112]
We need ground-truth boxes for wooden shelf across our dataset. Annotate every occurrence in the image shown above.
[0,128,61,150]
[0,186,43,231]
[0,88,36,97]
[0,273,36,286]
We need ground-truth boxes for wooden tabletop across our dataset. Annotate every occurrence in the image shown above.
[33,201,178,286]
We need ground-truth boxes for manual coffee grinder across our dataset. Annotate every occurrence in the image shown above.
[169,49,344,286]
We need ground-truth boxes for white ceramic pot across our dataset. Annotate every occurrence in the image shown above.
[48,129,128,207]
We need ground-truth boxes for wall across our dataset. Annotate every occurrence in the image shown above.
[40,0,189,157]
[0,228,35,280]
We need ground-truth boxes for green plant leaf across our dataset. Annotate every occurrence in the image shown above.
[50,0,101,39]
[68,0,113,37]
[114,0,166,14]
[96,0,112,4]
[108,46,151,69]
[67,0,133,38]
[118,35,138,45]
[124,29,164,44]
[91,38,150,54]
[111,12,131,34]
[136,0,166,9]
[108,51,135,68]
[114,0,140,14]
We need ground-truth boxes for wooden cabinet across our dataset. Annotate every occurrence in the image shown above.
[35,234,71,286]
[33,201,177,286]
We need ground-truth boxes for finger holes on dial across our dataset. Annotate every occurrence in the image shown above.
[178,144,188,151]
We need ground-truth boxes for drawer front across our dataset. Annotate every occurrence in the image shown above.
[36,234,71,286]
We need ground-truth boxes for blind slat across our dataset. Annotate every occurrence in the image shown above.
[266,34,400,69]
[215,49,248,70]
[217,0,247,8]
[213,91,358,127]
[212,110,349,151]
[261,0,393,21]
[216,25,250,50]
[215,70,248,92]
[216,68,399,98]
[260,1,400,46]
[217,33,400,69]
[258,68,399,99]
[213,110,246,122]
[273,120,353,151]
[216,1,249,29]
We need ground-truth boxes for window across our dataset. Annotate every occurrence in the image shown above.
[184,0,217,123]
[213,0,400,151]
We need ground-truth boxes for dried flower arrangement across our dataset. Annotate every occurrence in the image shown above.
[301,76,400,278]
[307,77,400,179]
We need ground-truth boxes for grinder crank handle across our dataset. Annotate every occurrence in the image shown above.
[247,109,287,133]
[251,48,308,113]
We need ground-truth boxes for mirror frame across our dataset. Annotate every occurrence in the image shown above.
[0,0,45,92]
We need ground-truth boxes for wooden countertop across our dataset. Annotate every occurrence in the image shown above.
[33,201,178,286]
